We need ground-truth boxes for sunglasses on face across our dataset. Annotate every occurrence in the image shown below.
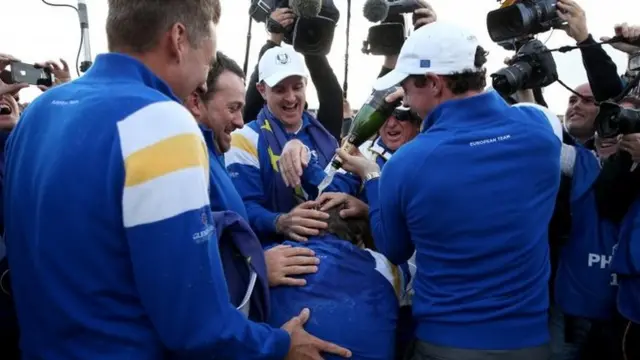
[392,108,421,123]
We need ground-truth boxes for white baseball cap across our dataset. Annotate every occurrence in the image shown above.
[258,46,308,87]
[374,22,483,91]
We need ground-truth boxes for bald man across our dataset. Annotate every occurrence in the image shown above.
[564,83,598,147]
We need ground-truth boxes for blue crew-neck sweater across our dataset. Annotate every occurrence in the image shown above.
[366,92,561,350]
[3,53,289,359]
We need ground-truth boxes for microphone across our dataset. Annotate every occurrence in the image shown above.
[363,0,389,22]
[606,35,640,47]
[78,0,93,73]
[290,0,322,18]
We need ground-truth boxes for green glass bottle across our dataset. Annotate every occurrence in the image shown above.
[318,87,401,194]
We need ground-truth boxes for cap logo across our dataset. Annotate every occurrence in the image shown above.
[420,59,431,68]
[276,53,290,65]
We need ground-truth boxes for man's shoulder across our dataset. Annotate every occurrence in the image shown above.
[385,134,445,173]
[511,103,563,142]
[227,123,261,168]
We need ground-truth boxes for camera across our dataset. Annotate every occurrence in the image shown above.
[491,39,558,96]
[486,0,565,50]
[292,16,336,56]
[249,0,339,56]
[362,15,407,56]
[362,0,422,56]
[595,101,640,138]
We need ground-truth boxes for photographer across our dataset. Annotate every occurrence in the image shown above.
[337,21,562,359]
[243,7,343,140]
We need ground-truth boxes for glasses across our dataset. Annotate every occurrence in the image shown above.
[392,108,421,123]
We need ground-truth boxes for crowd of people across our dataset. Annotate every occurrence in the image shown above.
[1,0,640,359]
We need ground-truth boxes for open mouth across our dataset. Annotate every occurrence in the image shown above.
[281,103,299,115]
[0,103,12,116]
[386,129,401,139]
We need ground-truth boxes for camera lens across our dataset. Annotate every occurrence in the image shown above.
[491,61,533,96]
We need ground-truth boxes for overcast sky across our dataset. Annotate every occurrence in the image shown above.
[2,0,638,115]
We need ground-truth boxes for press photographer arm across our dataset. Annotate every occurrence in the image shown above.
[244,8,295,123]
[557,0,624,101]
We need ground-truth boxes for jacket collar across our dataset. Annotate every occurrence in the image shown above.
[82,53,180,103]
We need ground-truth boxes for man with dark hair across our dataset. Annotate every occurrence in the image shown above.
[338,21,563,359]
[186,51,247,217]
[267,201,407,360]
[3,0,350,359]
[185,52,321,301]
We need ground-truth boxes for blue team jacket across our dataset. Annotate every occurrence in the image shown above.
[554,145,619,320]
[364,95,561,350]
[612,197,640,323]
[267,236,401,360]
[213,211,270,322]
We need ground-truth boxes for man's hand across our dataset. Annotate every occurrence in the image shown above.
[0,53,28,97]
[265,245,319,287]
[384,87,404,105]
[619,133,640,163]
[283,308,352,359]
[35,59,71,92]
[317,192,369,219]
[413,0,436,30]
[335,148,380,180]
[268,8,295,44]
[276,201,329,242]
[279,139,310,188]
[601,23,640,55]
[556,0,589,43]
[0,53,19,71]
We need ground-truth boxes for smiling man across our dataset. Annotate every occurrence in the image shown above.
[226,46,337,243]
[565,83,598,147]
[359,106,421,176]
[186,52,247,218]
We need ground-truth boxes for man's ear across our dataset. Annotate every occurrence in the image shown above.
[185,92,202,119]
[256,82,267,100]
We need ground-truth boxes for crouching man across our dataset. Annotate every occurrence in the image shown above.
[267,201,409,360]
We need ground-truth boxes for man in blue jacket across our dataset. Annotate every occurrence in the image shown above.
[185,51,247,218]
[2,1,350,359]
[226,46,352,243]
[338,21,562,359]
[268,201,408,360]
[185,52,323,300]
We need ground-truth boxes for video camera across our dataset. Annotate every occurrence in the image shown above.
[486,0,565,51]
[490,39,558,96]
[362,0,422,56]
[249,0,339,56]
[595,61,640,138]
[595,101,640,138]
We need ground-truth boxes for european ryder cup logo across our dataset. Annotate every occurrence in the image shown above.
[276,53,290,65]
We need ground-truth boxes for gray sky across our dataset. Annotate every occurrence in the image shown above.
[2,0,637,115]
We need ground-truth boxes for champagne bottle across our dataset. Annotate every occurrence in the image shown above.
[317,87,401,195]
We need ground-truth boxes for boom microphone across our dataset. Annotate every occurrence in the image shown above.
[290,0,322,18]
[78,0,93,73]
[363,0,389,22]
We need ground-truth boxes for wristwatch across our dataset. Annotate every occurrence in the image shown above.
[364,171,381,183]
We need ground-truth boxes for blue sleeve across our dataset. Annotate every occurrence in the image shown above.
[227,131,280,238]
[120,102,290,359]
[300,158,361,198]
[366,162,414,265]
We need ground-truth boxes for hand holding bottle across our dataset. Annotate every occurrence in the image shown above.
[335,148,380,180]
[384,87,405,105]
